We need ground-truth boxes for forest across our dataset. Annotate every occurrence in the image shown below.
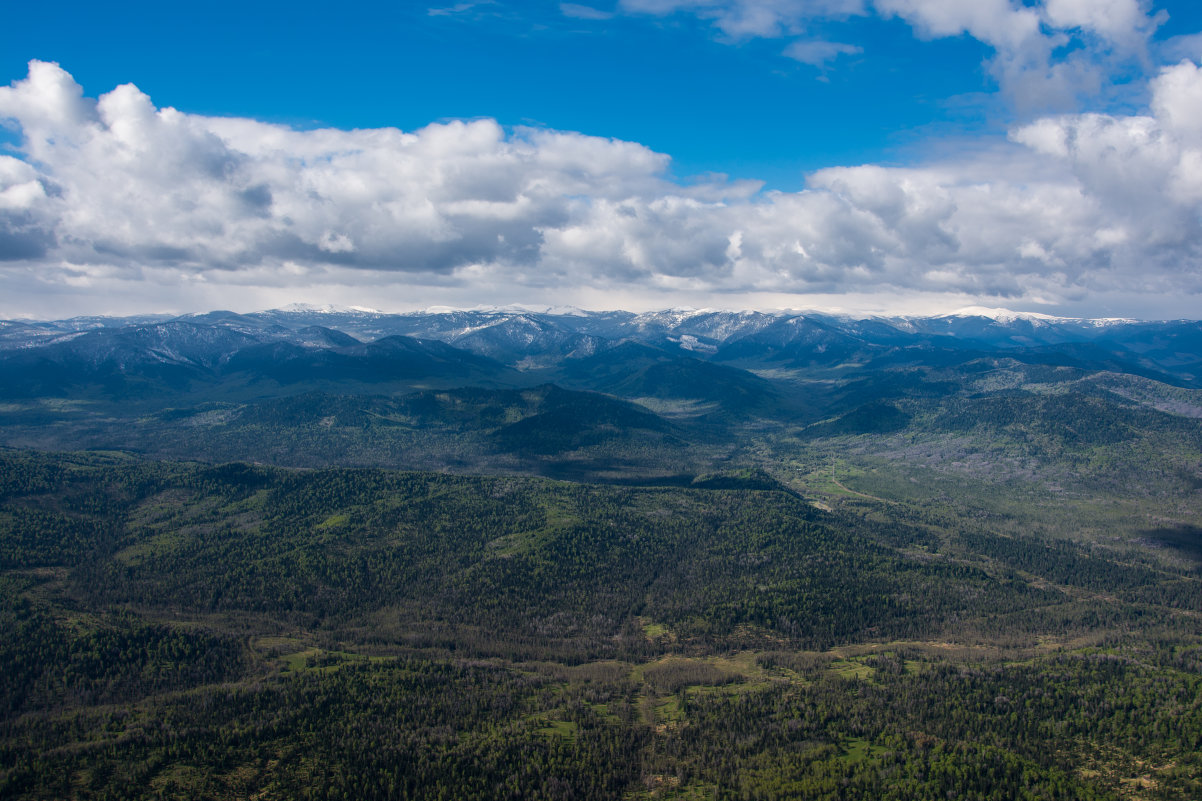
[1,308,1201,798]
[1,446,1199,800]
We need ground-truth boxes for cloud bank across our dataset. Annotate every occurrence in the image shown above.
[2,59,1202,317]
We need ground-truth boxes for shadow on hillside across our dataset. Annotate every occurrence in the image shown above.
[1140,525,1202,569]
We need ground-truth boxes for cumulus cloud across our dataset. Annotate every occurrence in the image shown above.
[0,154,56,261]
[2,60,1202,316]
[0,61,682,279]
[1006,60,1202,285]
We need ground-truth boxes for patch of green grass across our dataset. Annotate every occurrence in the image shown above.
[232,488,271,511]
[252,636,305,661]
[689,680,772,698]
[840,737,889,764]
[487,528,548,557]
[640,619,672,641]
[654,695,684,725]
[827,659,874,680]
[112,530,186,566]
[588,701,622,724]
[542,499,582,530]
[486,498,582,557]
[567,660,630,683]
[536,719,578,741]
[281,648,321,673]
[277,647,388,674]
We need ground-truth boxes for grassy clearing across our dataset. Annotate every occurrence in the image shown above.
[251,635,305,662]
[827,658,874,680]
[280,647,321,673]
[840,737,889,764]
[487,498,580,556]
[639,618,673,642]
[653,695,684,726]
[277,647,383,673]
[789,463,867,498]
[536,719,579,741]
[112,530,187,566]
[589,701,622,724]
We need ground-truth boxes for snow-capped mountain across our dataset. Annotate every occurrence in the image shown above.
[2,306,1201,400]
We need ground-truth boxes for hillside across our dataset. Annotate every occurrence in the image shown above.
[1,449,1199,799]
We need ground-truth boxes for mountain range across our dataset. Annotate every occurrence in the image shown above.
[3,305,1200,393]
[3,304,1202,485]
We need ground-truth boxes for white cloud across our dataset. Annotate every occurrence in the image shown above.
[874,0,1041,50]
[1150,59,1202,140]
[620,0,1163,109]
[620,0,866,39]
[428,2,491,17]
[0,61,682,278]
[1043,0,1157,46]
[560,3,614,20]
[2,60,1202,317]
[783,39,862,67]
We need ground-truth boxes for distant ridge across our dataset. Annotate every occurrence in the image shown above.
[2,306,1201,400]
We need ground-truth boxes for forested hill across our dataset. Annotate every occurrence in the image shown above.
[1,448,1200,799]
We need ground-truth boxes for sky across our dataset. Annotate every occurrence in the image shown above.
[4,1,1202,319]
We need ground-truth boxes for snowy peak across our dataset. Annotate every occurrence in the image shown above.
[944,306,1068,323]
[275,303,383,315]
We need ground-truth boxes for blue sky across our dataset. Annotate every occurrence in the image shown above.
[1,1,1007,188]
[3,1,1202,317]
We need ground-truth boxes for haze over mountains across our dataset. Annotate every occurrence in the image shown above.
[3,305,1200,396]
[3,303,1201,486]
